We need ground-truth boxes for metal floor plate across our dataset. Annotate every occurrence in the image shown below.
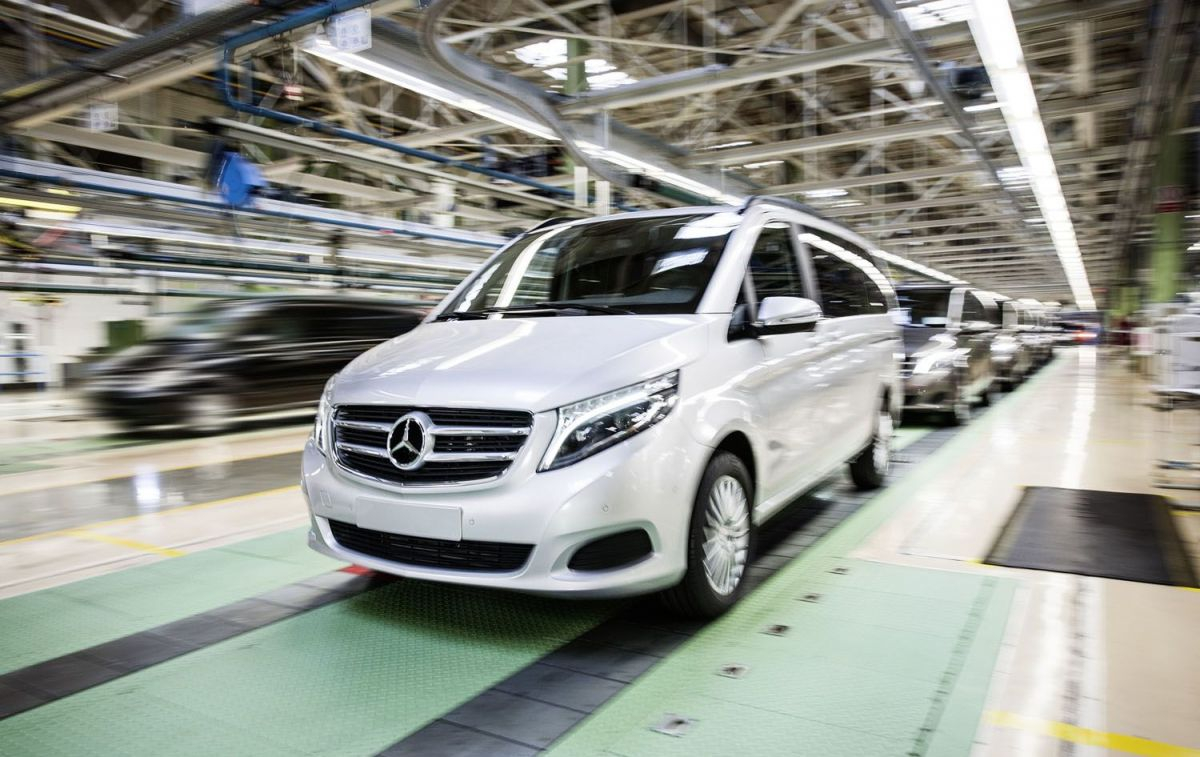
[985,486,1199,587]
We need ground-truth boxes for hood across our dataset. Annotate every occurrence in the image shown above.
[334,315,714,412]
[901,325,948,358]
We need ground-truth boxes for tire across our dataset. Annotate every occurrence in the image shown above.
[944,380,970,427]
[659,451,754,619]
[187,393,235,435]
[979,381,1000,407]
[849,401,892,490]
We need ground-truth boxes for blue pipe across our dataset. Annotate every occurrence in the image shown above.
[216,1,577,200]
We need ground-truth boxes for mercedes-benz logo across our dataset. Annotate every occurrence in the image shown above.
[386,411,433,470]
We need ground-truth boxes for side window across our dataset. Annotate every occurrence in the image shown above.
[961,293,986,324]
[747,222,804,299]
[802,230,870,318]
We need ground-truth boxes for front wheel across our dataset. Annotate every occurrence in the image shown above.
[188,393,235,435]
[849,404,892,490]
[944,379,971,427]
[659,452,754,618]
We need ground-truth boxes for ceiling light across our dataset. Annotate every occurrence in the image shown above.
[804,188,849,199]
[742,160,784,169]
[306,40,737,206]
[871,247,965,284]
[703,140,753,150]
[967,0,1095,310]
[305,42,558,140]
[963,101,1003,113]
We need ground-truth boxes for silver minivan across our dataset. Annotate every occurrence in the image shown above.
[302,198,901,616]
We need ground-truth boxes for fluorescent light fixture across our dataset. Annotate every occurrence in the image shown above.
[306,38,738,206]
[870,247,964,284]
[803,188,849,199]
[967,0,1096,310]
[305,40,558,140]
[577,140,742,205]
[742,160,784,169]
[703,140,753,150]
[963,101,1003,113]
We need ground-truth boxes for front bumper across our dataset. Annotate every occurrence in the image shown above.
[902,369,955,411]
[301,412,708,598]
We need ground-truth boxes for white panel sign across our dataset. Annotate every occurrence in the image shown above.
[86,103,118,133]
[329,9,372,53]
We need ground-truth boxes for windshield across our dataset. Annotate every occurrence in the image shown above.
[442,213,739,316]
[896,288,951,326]
[147,303,250,341]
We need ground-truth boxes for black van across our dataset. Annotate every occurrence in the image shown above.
[85,296,425,433]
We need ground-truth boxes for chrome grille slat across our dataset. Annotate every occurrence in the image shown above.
[332,405,533,486]
[334,419,394,432]
[336,441,391,459]
[425,451,517,463]
[429,425,530,437]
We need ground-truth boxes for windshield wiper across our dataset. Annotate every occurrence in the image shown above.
[533,301,636,315]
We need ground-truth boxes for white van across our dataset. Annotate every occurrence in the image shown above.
[301,199,901,616]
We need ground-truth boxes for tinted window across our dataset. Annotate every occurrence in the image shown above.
[802,228,891,315]
[747,223,803,299]
[896,288,952,325]
[961,293,986,323]
[444,213,739,315]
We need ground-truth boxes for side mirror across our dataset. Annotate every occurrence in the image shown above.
[755,296,822,335]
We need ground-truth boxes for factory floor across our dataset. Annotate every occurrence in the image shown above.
[0,347,1197,757]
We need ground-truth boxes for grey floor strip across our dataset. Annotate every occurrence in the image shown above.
[378,424,963,756]
[0,451,303,541]
[0,569,392,720]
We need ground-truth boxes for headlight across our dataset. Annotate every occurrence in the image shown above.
[540,371,679,472]
[313,376,336,454]
[913,352,955,375]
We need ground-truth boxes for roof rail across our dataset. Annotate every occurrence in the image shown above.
[525,216,573,233]
[739,195,832,222]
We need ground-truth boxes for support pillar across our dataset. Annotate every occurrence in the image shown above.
[1151,128,1185,302]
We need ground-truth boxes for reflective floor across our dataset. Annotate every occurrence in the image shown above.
[0,347,1197,756]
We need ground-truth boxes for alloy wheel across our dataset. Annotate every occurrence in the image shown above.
[701,475,751,596]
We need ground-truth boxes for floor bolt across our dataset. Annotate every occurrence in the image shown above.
[830,566,849,575]
[800,593,822,603]
[652,714,695,737]
[718,663,748,678]
[763,623,790,636]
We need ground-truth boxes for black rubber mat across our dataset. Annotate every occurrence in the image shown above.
[985,487,1199,587]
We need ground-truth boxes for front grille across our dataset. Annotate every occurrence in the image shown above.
[899,358,916,379]
[332,405,533,486]
[328,519,533,572]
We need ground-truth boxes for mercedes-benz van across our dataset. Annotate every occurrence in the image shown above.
[301,199,901,616]
[895,284,999,425]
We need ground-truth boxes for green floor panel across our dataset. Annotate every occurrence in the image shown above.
[0,528,339,675]
[548,561,1014,757]
[606,696,901,757]
[544,365,1060,757]
[0,581,616,757]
